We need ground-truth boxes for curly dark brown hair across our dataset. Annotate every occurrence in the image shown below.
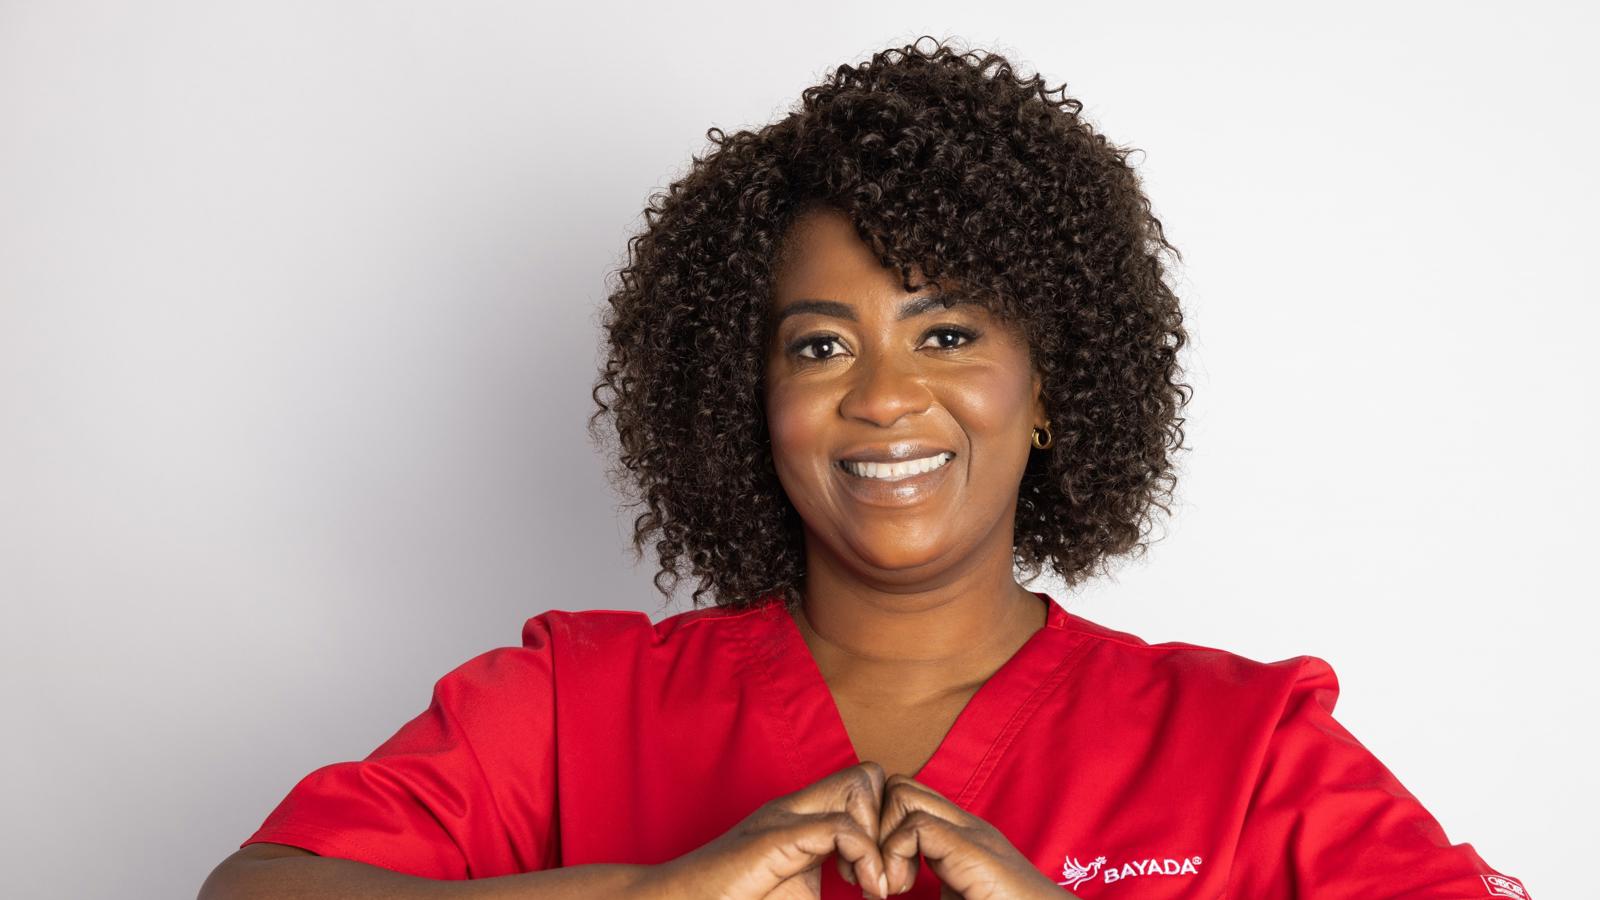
[589,35,1191,612]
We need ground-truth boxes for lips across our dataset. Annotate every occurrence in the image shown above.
[831,446,957,508]
[835,442,957,464]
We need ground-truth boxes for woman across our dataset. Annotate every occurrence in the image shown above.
[201,38,1530,900]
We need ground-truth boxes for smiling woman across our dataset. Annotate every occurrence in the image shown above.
[764,207,1047,576]
[206,35,1531,900]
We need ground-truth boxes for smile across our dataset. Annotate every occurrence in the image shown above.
[838,452,955,481]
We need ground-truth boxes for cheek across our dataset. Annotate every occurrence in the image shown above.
[942,364,1036,448]
[764,380,831,478]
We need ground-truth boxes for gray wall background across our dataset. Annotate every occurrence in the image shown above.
[2,2,1592,898]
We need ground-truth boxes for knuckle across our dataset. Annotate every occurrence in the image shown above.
[847,766,880,793]
[883,776,913,798]
[826,810,860,832]
[744,806,785,830]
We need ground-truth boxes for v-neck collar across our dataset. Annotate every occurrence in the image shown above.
[740,590,1085,807]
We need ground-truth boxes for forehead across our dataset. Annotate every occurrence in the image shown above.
[773,207,945,301]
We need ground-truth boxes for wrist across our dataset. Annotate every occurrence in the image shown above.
[630,857,702,900]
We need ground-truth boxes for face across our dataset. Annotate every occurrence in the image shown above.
[763,206,1046,579]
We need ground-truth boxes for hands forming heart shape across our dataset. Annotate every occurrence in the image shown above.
[658,761,1079,900]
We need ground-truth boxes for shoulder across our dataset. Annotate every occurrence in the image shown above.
[428,602,763,718]
[505,595,768,666]
[439,601,764,676]
[1056,606,1339,713]
[522,601,762,649]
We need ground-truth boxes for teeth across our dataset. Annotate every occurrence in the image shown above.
[841,452,953,480]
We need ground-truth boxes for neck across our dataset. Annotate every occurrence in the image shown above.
[790,536,1047,700]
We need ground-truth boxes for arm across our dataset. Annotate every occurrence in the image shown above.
[229,640,563,884]
[1227,656,1531,898]
[197,843,676,900]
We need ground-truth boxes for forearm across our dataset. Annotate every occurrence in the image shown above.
[198,855,669,900]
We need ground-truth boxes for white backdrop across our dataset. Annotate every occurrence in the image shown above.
[1,2,1591,898]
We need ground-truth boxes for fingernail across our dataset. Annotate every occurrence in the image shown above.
[878,872,890,897]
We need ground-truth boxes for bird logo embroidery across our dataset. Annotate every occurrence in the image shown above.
[1059,854,1106,890]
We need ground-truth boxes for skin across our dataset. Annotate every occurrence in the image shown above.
[761,206,1074,897]
[763,205,1050,724]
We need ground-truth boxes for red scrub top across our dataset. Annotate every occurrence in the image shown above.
[241,592,1531,899]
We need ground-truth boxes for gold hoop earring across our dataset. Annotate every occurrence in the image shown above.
[1031,421,1053,450]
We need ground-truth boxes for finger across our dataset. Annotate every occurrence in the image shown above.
[836,852,857,886]
[879,778,972,841]
[834,848,890,897]
[880,810,963,894]
[786,761,886,823]
[768,810,888,897]
[877,810,926,895]
[878,777,982,894]
[833,819,891,899]
[789,762,887,891]
[880,773,970,826]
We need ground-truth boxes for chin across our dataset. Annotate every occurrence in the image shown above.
[843,528,953,575]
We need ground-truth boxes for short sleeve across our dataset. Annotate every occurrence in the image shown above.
[1227,655,1531,899]
[239,615,559,880]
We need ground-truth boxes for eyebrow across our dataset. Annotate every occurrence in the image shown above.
[775,294,977,324]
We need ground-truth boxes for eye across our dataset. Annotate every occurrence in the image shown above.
[790,333,847,361]
[921,326,978,350]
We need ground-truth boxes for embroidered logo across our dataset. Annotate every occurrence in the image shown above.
[1057,851,1203,890]
[1058,855,1106,889]
[1481,873,1530,898]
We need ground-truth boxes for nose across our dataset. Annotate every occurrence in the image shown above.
[837,348,933,427]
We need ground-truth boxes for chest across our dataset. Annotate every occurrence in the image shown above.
[550,618,1250,900]
[831,689,978,778]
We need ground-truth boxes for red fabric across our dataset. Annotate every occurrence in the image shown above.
[241,593,1531,899]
